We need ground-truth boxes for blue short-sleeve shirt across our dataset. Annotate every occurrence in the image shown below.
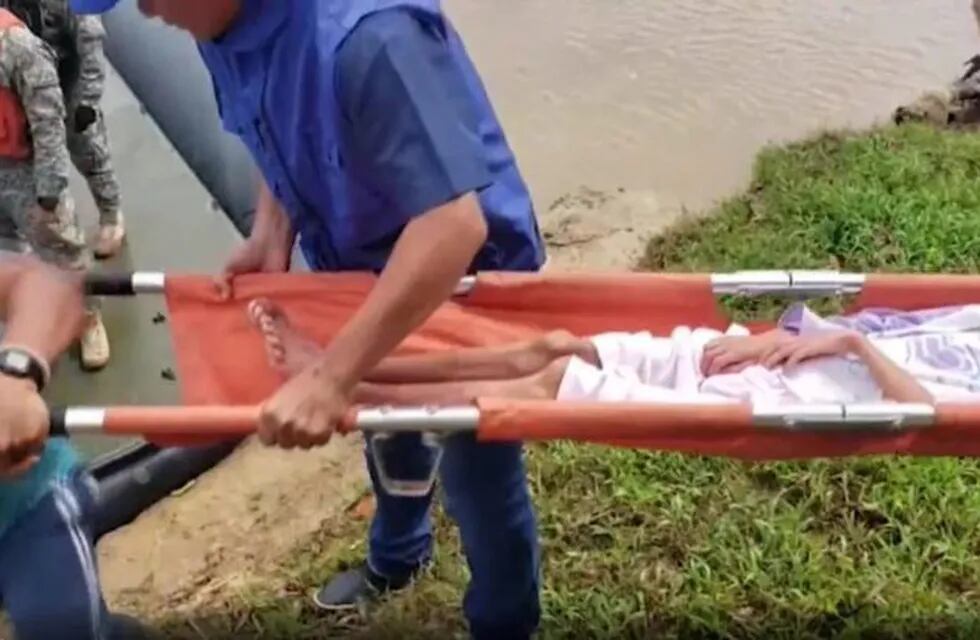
[335,9,494,221]
[198,1,543,271]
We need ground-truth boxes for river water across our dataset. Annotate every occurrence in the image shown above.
[53,1,978,457]
[449,0,978,210]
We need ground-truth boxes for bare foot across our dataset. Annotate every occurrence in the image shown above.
[540,330,598,364]
[526,356,570,400]
[247,298,324,375]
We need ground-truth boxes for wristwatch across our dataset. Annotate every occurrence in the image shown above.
[0,347,48,392]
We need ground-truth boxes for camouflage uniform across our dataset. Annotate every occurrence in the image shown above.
[0,19,87,270]
[3,0,120,225]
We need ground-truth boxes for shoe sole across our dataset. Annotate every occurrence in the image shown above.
[311,592,362,612]
[80,359,109,372]
[93,233,127,260]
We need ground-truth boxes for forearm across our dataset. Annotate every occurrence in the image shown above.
[0,259,84,365]
[316,194,487,389]
[850,335,933,403]
[252,180,295,254]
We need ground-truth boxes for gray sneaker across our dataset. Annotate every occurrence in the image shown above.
[312,564,420,611]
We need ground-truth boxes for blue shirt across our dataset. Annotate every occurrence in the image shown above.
[198,0,545,272]
[335,9,494,223]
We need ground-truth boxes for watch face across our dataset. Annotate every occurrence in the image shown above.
[3,350,28,373]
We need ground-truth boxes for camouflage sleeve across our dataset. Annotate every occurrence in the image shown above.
[74,15,105,106]
[6,27,69,199]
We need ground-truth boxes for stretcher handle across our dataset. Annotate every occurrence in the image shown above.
[85,272,166,296]
[82,272,475,297]
[46,404,482,447]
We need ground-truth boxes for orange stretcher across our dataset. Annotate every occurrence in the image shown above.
[54,269,980,464]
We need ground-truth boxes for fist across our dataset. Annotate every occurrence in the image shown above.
[258,365,351,450]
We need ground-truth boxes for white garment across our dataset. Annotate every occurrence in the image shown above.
[555,321,980,406]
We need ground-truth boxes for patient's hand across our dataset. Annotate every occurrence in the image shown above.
[759,330,862,370]
[702,330,791,376]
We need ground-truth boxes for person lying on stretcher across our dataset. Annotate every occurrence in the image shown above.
[249,299,980,407]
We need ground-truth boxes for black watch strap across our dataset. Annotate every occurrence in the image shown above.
[0,347,48,392]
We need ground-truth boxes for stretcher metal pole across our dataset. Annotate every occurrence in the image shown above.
[710,270,866,297]
[87,269,870,298]
[752,403,935,431]
[50,402,940,439]
[48,402,942,496]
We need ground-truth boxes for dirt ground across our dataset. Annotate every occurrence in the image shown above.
[95,187,685,618]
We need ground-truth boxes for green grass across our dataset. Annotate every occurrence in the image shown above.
[159,123,980,639]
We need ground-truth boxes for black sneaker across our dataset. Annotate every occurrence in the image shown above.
[312,564,419,611]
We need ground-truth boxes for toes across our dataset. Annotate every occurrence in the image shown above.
[259,315,277,336]
[247,298,273,327]
[263,339,287,369]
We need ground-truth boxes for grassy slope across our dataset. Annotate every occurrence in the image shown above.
[162,123,980,639]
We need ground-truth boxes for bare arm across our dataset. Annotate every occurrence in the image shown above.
[761,330,934,403]
[0,256,84,475]
[216,179,296,297]
[251,180,295,257]
[314,193,487,390]
[0,256,85,366]
[849,334,933,403]
[364,333,581,383]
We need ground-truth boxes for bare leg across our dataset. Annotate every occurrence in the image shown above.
[365,331,597,383]
[354,357,571,405]
[248,298,598,381]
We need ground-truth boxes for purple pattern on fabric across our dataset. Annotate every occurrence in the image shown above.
[777,304,806,335]
[909,335,980,377]
[777,303,967,335]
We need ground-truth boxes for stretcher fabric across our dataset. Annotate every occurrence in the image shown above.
[160,271,980,460]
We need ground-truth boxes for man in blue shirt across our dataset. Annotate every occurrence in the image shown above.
[72,2,547,638]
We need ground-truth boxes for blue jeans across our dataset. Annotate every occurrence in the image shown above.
[367,432,540,640]
[0,471,111,640]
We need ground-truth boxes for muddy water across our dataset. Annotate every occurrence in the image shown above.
[55,1,978,456]
[448,0,978,211]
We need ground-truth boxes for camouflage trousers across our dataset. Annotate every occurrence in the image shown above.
[66,101,121,225]
[0,160,98,312]
[0,161,88,269]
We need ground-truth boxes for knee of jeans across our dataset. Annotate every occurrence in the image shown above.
[439,439,535,530]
